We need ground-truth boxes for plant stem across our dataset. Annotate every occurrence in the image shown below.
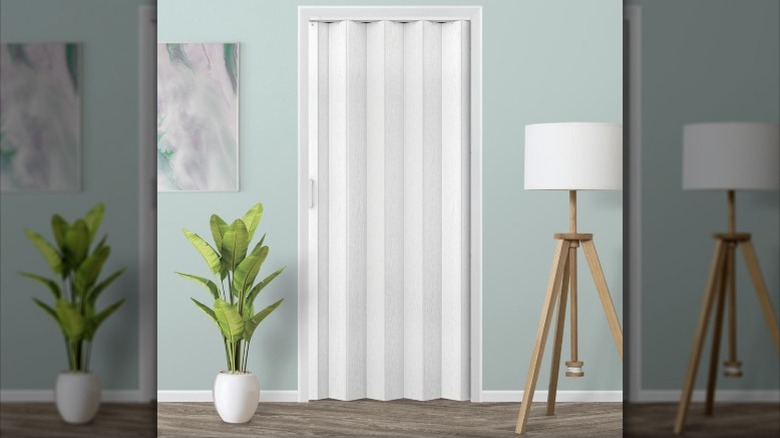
[223,339,230,372]
[75,340,82,371]
[64,336,73,371]
[227,272,234,305]
[227,342,236,373]
[234,342,242,373]
[76,341,81,371]
[215,274,226,301]
[84,341,92,372]
[242,341,250,373]
[68,273,76,305]
[68,341,77,372]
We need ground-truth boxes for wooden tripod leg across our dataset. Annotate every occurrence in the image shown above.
[546,255,571,416]
[740,240,780,354]
[727,245,738,365]
[570,247,579,365]
[515,240,570,435]
[580,240,623,358]
[705,247,729,415]
[674,240,728,435]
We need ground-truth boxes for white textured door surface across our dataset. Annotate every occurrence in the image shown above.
[311,19,470,401]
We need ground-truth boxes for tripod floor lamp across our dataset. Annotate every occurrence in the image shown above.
[515,123,623,435]
[674,122,780,435]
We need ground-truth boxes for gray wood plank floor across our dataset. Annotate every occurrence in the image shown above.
[624,403,780,438]
[0,402,156,437]
[158,400,621,437]
[6,399,776,437]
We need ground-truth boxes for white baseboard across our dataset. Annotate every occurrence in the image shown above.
[0,390,145,403]
[157,390,299,403]
[635,390,780,403]
[480,390,622,402]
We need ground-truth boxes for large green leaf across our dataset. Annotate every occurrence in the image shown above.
[55,298,85,340]
[241,203,263,242]
[33,298,64,333]
[64,219,89,268]
[183,229,221,275]
[210,214,228,250]
[191,298,218,325]
[85,299,124,340]
[242,301,254,323]
[83,203,105,244]
[51,215,70,252]
[213,299,244,343]
[243,298,283,342]
[19,272,61,299]
[177,272,219,299]
[245,267,285,306]
[233,246,268,298]
[74,246,110,296]
[87,268,125,303]
[24,230,62,275]
[220,220,249,275]
[94,234,108,251]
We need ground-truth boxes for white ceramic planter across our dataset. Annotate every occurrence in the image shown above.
[55,372,101,424]
[213,371,259,423]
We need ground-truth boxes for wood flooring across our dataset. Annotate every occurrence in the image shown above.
[8,400,773,437]
[0,402,156,437]
[624,403,780,438]
[157,400,621,437]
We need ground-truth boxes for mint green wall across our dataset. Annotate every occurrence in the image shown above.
[157,0,623,392]
[0,0,152,390]
[629,0,779,391]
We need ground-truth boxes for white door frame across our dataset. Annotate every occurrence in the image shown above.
[297,6,483,402]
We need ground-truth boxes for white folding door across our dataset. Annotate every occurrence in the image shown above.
[310,19,470,401]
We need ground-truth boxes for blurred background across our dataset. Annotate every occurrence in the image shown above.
[1,0,156,436]
[624,0,779,436]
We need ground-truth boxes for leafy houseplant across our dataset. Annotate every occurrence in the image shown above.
[179,202,284,376]
[20,203,125,424]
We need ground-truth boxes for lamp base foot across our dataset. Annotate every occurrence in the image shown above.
[565,361,584,377]
[723,360,743,378]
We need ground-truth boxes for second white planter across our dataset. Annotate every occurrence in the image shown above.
[55,372,101,424]
[213,371,259,423]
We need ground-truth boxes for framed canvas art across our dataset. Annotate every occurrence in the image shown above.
[0,42,81,192]
[157,42,239,191]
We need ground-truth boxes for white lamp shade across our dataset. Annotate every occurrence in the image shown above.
[683,122,779,191]
[524,122,622,190]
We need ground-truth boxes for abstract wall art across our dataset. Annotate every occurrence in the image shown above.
[157,43,239,191]
[0,42,82,192]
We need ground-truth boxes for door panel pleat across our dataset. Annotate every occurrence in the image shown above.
[441,20,471,401]
[383,20,406,401]
[366,20,386,400]
[403,20,425,401]
[327,20,348,400]
[345,20,368,401]
[421,20,443,401]
[316,22,330,399]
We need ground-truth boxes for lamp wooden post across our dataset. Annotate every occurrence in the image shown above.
[674,123,780,435]
[515,123,624,435]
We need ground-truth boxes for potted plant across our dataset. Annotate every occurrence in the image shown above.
[179,203,284,424]
[20,203,125,424]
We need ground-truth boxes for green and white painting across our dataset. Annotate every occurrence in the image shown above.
[0,43,81,192]
[157,43,239,191]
